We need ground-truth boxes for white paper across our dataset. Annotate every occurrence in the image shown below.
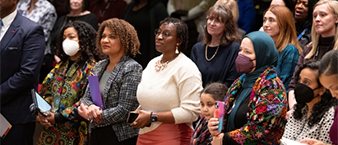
[35,92,52,112]
[0,113,12,137]
[281,137,308,145]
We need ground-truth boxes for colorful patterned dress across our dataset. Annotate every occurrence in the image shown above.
[37,60,96,145]
[222,67,288,145]
[190,116,211,145]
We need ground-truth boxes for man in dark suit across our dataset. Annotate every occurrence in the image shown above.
[0,0,45,144]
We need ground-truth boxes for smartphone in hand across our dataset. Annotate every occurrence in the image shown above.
[214,101,225,131]
[127,112,139,123]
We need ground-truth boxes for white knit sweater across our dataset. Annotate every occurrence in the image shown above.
[137,53,202,134]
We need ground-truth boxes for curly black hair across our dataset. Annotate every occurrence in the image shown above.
[159,17,189,51]
[55,21,104,67]
[96,18,140,57]
[293,61,338,127]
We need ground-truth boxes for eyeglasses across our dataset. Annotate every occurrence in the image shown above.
[154,29,171,38]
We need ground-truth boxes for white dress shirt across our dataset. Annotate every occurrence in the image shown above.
[0,9,17,41]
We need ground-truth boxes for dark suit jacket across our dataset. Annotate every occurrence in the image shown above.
[0,13,45,125]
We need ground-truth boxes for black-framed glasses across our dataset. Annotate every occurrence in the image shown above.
[154,29,171,38]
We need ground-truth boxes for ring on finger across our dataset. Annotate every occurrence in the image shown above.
[133,121,137,125]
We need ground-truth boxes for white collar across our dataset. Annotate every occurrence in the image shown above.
[2,9,17,28]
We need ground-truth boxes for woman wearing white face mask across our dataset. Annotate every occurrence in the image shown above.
[33,21,104,145]
[50,0,98,63]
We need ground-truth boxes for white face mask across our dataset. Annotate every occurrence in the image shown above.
[62,39,80,56]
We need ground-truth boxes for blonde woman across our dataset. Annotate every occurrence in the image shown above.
[288,0,338,111]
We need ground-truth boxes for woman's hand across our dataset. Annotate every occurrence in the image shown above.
[78,103,90,119]
[87,104,102,121]
[299,138,329,145]
[208,118,221,136]
[46,112,55,125]
[37,112,53,127]
[285,109,294,121]
[131,110,151,128]
[211,133,224,145]
[78,103,102,123]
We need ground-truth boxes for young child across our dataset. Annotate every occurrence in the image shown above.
[191,82,228,145]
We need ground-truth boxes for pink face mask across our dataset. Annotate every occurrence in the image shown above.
[235,53,255,74]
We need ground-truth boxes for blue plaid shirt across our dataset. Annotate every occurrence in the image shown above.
[18,0,57,42]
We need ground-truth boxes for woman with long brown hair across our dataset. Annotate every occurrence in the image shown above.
[191,5,240,87]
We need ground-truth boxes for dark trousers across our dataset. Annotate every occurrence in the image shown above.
[1,122,35,145]
[90,126,137,145]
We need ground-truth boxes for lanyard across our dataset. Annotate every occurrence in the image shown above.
[297,28,308,40]
[99,2,111,19]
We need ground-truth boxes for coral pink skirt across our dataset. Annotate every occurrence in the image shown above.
[137,123,193,145]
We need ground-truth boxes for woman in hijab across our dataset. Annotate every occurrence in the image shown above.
[208,31,288,144]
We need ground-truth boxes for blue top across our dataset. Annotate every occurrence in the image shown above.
[237,0,256,33]
[191,41,240,87]
[275,44,300,92]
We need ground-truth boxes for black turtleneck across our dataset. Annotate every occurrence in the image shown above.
[289,36,335,91]
[316,36,335,59]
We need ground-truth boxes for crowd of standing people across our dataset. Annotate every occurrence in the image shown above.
[1,0,338,145]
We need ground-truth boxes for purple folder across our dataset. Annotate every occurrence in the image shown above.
[88,76,104,109]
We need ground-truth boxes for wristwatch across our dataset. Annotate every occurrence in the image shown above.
[150,112,158,122]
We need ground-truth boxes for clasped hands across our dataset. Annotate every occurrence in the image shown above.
[78,103,102,123]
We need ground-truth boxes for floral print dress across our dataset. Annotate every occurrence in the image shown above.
[37,60,96,145]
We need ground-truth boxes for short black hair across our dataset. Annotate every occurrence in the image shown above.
[159,17,189,51]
